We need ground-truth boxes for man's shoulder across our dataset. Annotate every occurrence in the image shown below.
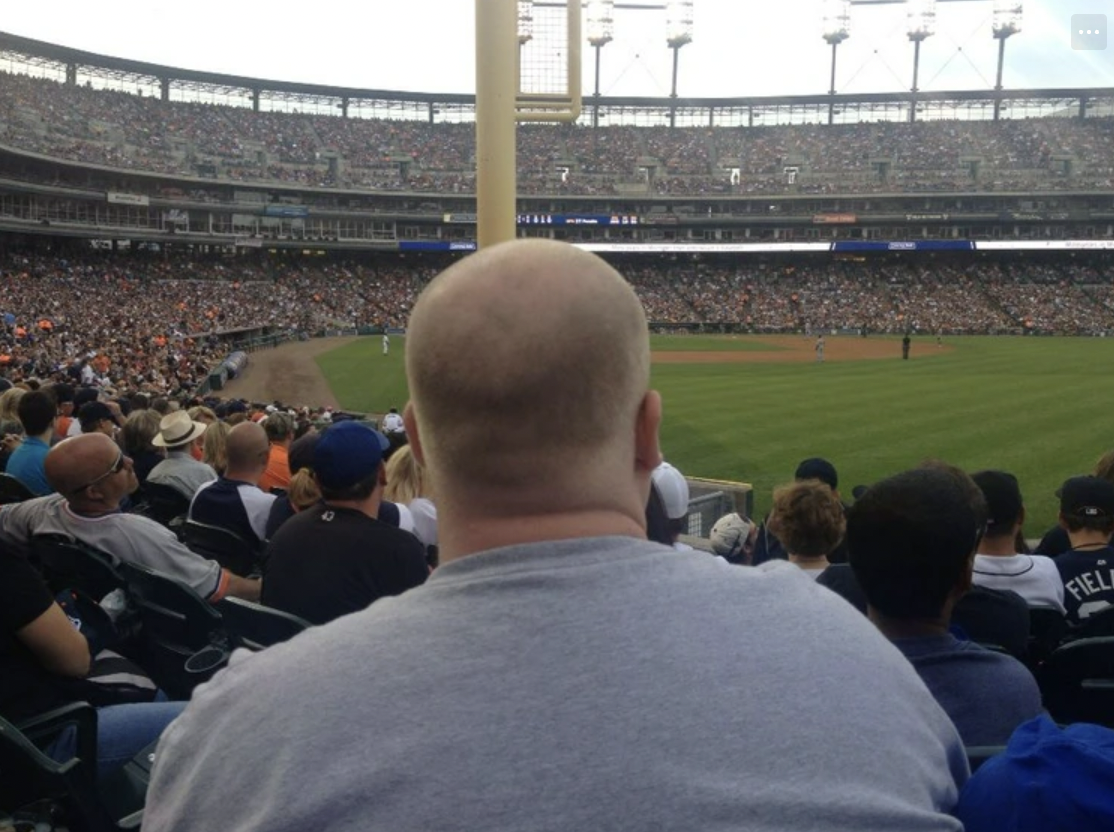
[146,539,966,832]
[293,506,422,550]
[191,478,222,498]
[1058,548,1114,573]
[11,437,48,456]
[235,482,277,506]
[953,643,1042,696]
[908,637,1033,677]
[0,492,63,519]
[80,507,176,541]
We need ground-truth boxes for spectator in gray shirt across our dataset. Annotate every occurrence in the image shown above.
[145,241,967,832]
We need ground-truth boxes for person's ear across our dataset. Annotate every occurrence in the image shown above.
[958,549,975,595]
[635,390,663,476]
[378,460,387,487]
[402,403,424,467]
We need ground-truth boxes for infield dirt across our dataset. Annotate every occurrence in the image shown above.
[652,335,951,364]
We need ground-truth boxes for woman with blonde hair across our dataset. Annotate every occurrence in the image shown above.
[188,405,218,425]
[286,469,321,513]
[384,444,430,505]
[0,387,26,428]
[201,420,231,476]
[385,444,438,552]
[121,409,164,484]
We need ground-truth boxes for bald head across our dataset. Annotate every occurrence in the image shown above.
[406,240,658,513]
[225,422,270,479]
[46,433,136,509]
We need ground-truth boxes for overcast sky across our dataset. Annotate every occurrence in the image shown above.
[1,1,1111,99]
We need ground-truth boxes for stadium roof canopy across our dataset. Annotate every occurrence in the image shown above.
[1,30,1112,124]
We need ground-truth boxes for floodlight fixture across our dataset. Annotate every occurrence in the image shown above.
[821,0,851,45]
[991,1,1022,117]
[906,0,936,41]
[666,0,694,48]
[992,0,1022,38]
[587,0,615,47]
[517,0,534,45]
[822,0,851,124]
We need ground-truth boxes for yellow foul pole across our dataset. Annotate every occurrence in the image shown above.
[475,0,518,248]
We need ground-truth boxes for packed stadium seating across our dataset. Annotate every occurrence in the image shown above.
[12,30,1114,832]
[2,72,1113,195]
[2,249,1114,401]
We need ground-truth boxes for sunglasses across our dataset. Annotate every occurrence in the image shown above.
[70,451,127,495]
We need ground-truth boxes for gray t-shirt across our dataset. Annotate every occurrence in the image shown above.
[147,450,217,500]
[0,494,223,599]
[145,537,967,832]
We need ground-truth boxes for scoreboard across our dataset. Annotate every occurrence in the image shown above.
[516,214,639,226]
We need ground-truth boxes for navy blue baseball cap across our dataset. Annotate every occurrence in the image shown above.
[795,457,838,490]
[313,422,389,490]
[1060,476,1114,520]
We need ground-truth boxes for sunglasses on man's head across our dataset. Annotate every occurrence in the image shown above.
[69,451,127,495]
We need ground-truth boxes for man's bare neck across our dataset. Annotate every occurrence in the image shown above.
[223,469,260,485]
[437,509,647,566]
[977,534,1019,557]
[1067,528,1112,550]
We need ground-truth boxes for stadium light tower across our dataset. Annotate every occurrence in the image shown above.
[666,0,694,128]
[906,0,936,123]
[992,1,1022,121]
[821,0,851,126]
[587,0,615,129]
[517,0,535,45]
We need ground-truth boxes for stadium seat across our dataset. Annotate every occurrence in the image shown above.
[1027,605,1069,667]
[140,482,192,528]
[1037,636,1114,727]
[0,472,36,504]
[116,562,230,700]
[32,533,128,602]
[965,745,1007,774]
[0,702,144,830]
[1068,604,1114,641]
[182,519,259,577]
[216,597,311,651]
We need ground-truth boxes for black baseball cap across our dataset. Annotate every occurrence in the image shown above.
[1059,476,1114,520]
[796,457,838,490]
[972,470,1023,535]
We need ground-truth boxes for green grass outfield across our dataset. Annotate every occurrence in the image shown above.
[316,334,1114,534]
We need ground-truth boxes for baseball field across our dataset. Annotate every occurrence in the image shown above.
[229,332,1114,535]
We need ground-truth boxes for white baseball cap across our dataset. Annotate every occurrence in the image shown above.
[652,461,690,521]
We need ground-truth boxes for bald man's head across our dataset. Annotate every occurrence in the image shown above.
[46,433,136,509]
[405,240,659,512]
[225,422,270,478]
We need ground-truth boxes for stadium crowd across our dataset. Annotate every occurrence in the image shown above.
[2,250,1114,404]
[0,251,439,397]
[4,240,1114,832]
[2,72,1114,195]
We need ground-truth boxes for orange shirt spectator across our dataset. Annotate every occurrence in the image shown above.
[259,412,295,492]
[259,443,291,493]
